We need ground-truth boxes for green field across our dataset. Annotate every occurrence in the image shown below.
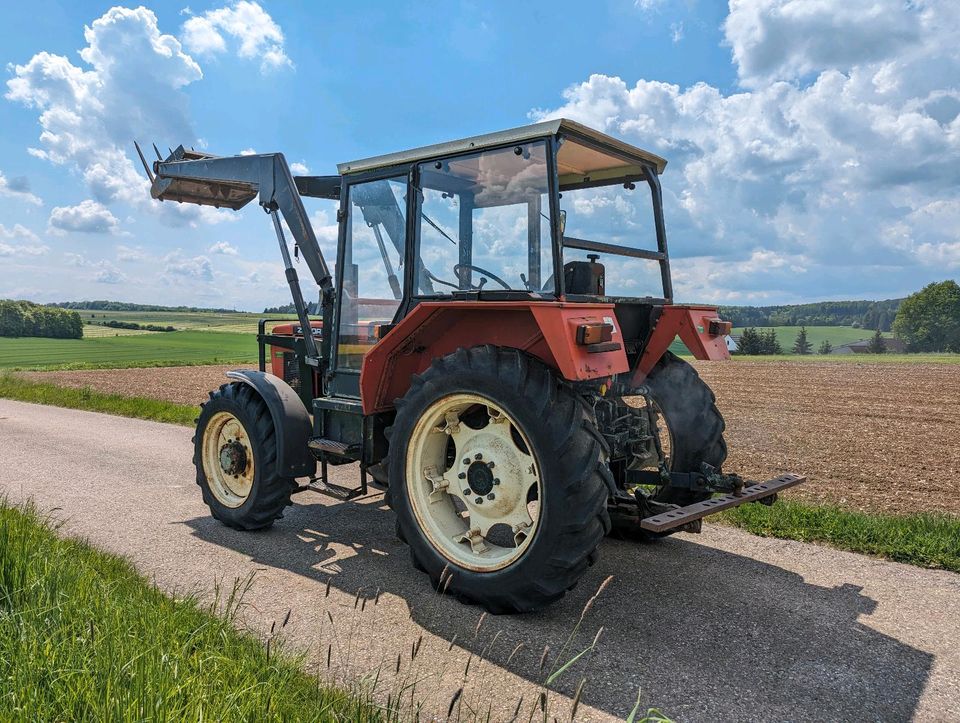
[80,309,297,335]
[0,331,258,370]
[732,325,892,350]
[668,324,906,358]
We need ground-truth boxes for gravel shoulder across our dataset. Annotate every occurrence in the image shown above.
[1,399,958,721]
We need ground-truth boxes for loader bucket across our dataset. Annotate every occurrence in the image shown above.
[150,175,258,210]
[136,142,259,210]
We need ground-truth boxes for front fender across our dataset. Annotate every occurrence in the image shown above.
[225,370,316,478]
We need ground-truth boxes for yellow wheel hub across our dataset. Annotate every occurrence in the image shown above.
[405,393,543,572]
[202,411,255,508]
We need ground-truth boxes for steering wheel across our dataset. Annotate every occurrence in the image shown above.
[453,263,512,290]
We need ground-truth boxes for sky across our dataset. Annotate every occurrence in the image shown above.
[0,0,958,311]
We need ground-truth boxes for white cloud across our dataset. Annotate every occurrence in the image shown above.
[164,251,214,281]
[93,260,126,284]
[48,200,120,234]
[0,237,49,257]
[634,0,666,12]
[724,0,937,88]
[181,1,292,72]
[209,240,238,255]
[289,161,309,175]
[4,6,214,227]
[531,0,960,301]
[0,223,40,242]
[116,244,148,262]
[0,171,43,206]
[239,148,257,156]
[670,21,684,44]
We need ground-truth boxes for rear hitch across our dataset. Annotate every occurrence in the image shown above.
[639,473,806,534]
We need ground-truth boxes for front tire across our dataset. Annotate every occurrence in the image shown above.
[193,382,295,530]
[387,346,611,614]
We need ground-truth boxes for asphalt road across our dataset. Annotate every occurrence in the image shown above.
[2,399,958,721]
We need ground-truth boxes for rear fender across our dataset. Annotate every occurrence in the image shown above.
[225,370,316,478]
[359,301,630,414]
[631,305,731,384]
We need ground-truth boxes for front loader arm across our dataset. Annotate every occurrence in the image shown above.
[145,146,334,297]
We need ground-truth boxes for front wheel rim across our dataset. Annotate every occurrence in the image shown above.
[201,411,255,508]
[405,393,543,573]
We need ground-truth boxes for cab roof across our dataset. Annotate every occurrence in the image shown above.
[336,118,668,180]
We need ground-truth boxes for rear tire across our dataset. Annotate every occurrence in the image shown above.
[386,346,611,614]
[645,352,727,506]
[193,382,295,530]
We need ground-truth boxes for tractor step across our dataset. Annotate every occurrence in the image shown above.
[302,477,365,501]
[639,473,806,533]
[308,437,355,455]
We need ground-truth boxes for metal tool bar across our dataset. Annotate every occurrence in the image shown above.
[640,474,806,533]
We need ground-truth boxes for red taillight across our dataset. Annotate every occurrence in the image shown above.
[576,322,614,345]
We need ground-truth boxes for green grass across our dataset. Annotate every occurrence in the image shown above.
[0,500,384,721]
[718,500,960,572]
[0,330,258,371]
[0,374,197,425]
[727,353,960,364]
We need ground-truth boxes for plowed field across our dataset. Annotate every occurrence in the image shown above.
[23,359,960,515]
[695,360,960,516]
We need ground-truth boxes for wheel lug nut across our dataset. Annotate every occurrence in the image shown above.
[463,489,471,496]
[475,497,483,504]
[474,453,483,460]
[493,478,500,485]
[458,472,466,479]
[462,458,470,466]
[487,461,495,469]
[487,493,495,500]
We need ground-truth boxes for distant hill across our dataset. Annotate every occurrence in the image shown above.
[51,301,240,314]
[718,298,903,331]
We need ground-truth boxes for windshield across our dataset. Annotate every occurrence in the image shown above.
[414,141,553,295]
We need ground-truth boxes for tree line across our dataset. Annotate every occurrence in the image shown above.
[719,298,901,330]
[733,281,960,355]
[89,320,177,332]
[0,300,83,339]
[52,300,238,313]
[263,302,321,314]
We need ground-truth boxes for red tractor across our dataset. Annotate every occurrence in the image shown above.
[138,119,803,613]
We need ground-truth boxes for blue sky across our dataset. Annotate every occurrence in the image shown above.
[1,0,958,310]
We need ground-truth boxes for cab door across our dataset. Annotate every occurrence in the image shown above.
[328,173,408,398]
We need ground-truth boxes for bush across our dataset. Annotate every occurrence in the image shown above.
[892,280,960,352]
[0,301,82,339]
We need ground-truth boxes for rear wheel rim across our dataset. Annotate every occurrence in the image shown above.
[405,393,543,572]
[202,411,255,508]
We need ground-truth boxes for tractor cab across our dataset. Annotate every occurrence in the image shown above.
[319,119,676,396]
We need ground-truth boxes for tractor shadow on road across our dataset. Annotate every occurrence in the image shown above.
[184,489,932,721]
